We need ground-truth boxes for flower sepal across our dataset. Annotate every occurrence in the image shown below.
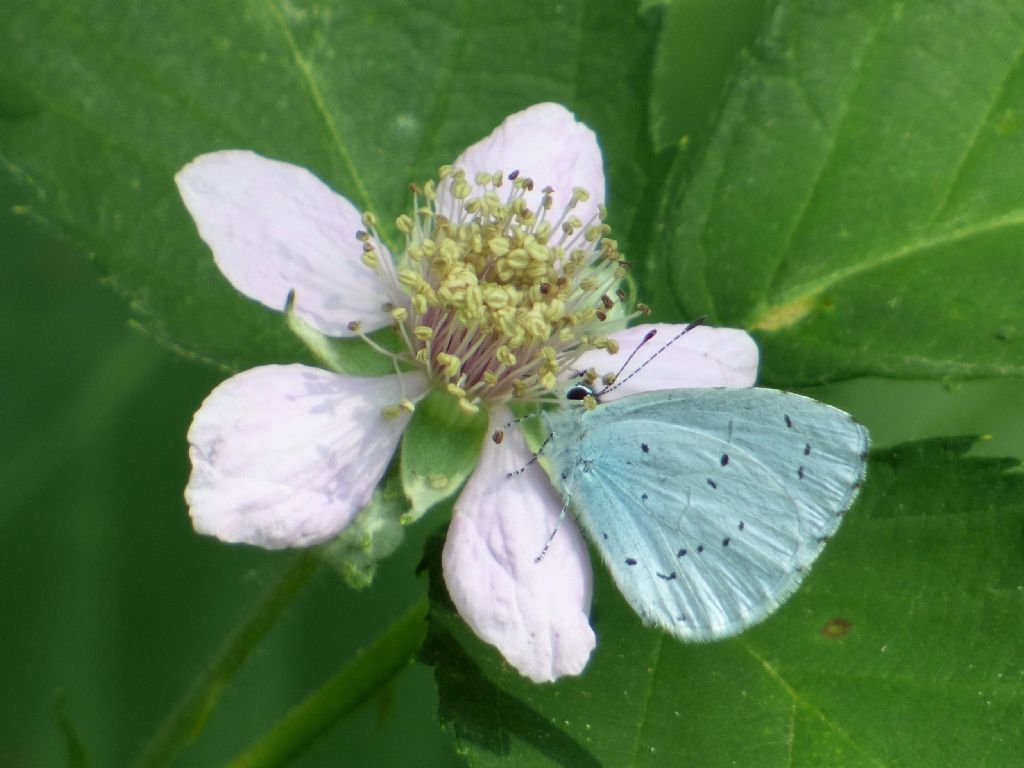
[317,472,408,589]
[284,288,400,378]
[400,388,489,524]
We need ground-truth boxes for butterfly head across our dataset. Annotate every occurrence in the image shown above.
[564,383,600,410]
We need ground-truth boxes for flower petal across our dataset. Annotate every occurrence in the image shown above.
[442,407,595,683]
[176,150,393,336]
[445,103,605,228]
[573,323,759,400]
[186,365,428,548]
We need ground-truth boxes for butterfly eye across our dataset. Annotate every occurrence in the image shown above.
[565,384,593,401]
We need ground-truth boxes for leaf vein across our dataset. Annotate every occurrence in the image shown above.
[261,0,376,214]
[927,23,1024,228]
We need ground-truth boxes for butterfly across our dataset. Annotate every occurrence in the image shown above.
[540,380,869,640]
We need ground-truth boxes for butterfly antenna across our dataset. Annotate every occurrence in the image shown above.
[599,317,706,397]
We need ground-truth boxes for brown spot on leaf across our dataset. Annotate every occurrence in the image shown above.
[820,617,853,639]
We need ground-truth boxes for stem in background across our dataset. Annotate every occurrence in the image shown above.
[131,552,321,768]
[226,596,429,768]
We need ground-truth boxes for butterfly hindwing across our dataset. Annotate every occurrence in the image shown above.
[543,388,868,640]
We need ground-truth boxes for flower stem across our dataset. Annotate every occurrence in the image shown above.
[131,552,320,768]
[225,596,429,768]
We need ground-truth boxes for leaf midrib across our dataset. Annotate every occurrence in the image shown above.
[752,209,1024,330]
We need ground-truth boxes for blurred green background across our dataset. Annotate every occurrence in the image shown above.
[5,0,1024,763]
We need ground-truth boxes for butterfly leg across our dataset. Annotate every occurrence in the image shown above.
[534,494,571,564]
[506,431,554,479]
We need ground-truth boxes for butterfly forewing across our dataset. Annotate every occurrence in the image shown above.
[543,387,869,641]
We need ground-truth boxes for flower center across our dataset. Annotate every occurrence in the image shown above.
[363,165,645,414]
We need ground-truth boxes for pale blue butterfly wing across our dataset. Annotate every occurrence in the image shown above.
[542,388,868,640]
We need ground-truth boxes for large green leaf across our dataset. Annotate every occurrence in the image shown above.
[0,0,658,373]
[424,437,1024,766]
[651,0,1024,385]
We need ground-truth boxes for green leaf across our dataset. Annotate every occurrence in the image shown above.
[424,438,1024,766]
[651,0,1024,385]
[400,389,488,524]
[55,692,90,768]
[0,0,659,372]
[649,0,772,152]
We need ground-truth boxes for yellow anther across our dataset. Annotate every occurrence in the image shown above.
[505,248,529,270]
[527,242,551,262]
[607,339,620,354]
[583,395,598,410]
[400,398,416,413]
[572,187,591,203]
[438,165,454,179]
[361,250,379,269]
[446,382,466,398]
[412,294,428,314]
[544,298,567,322]
[496,346,516,367]
[512,379,527,398]
[475,171,492,185]
[362,211,378,229]
[457,398,480,415]
[488,237,511,256]
[395,214,414,234]
[453,180,471,199]
[483,284,509,309]
[584,225,602,242]
[483,371,498,386]
[415,348,430,364]
[414,325,434,341]
[540,371,557,391]
[436,352,462,379]
[602,373,617,386]
[523,312,549,340]
[391,307,408,322]
[381,404,402,419]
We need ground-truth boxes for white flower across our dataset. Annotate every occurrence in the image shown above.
[176,103,758,682]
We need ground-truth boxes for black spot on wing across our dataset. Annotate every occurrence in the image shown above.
[722,537,731,547]
[707,478,718,489]
[784,414,792,428]
[804,443,812,456]
[641,492,648,502]
[641,442,649,454]
[720,454,730,467]
[798,466,805,480]
[625,557,637,566]
[677,548,688,558]
[738,521,745,531]
[657,571,677,581]
[696,544,704,553]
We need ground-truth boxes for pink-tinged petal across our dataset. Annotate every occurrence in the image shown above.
[573,323,760,400]
[442,407,595,683]
[186,365,428,549]
[176,150,393,336]
[444,103,605,227]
